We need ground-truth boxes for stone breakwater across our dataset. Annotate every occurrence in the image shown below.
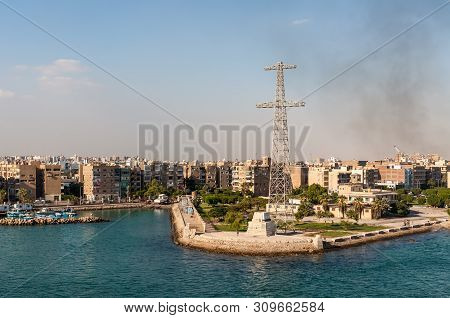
[0,216,109,226]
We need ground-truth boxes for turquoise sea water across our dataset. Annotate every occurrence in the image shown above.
[0,209,449,298]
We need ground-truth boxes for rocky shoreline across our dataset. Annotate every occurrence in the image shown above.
[0,216,109,226]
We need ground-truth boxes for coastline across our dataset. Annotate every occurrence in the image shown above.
[171,204,450,256]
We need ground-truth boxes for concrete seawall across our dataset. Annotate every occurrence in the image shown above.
[324,221,447,250]
[171,203,318,256]
[171,202,450,256]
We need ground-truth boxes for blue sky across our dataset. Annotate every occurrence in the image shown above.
[0,0,449,160]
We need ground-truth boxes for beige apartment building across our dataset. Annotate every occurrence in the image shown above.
[0,162,61,202]
[232,160,270,196]
[0,163,37,202]
[289,164,308,189]
[308,167,329,188]
[328,169,351,193]
[81,163,120,202]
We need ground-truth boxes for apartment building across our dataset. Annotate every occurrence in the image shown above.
[350,168,380,188]
[0,163,37,202]
[308,167,329,188]
[167,162,184,189]
[328,169,351,193]
[130,167,143,194]
[183,161,205,185]
[217,160,232,189]
[35,163,62,202]
[232,159,270,196]
[290,163,308,189]
[81,163,120,202]
[140,161,184,190]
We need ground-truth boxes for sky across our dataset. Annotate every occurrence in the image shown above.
[0,0,449,161]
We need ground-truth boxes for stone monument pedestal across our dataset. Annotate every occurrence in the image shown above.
[247,212,276,236]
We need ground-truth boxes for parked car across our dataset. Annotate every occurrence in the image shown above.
[154,194,169,204]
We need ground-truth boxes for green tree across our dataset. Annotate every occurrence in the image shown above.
[230,214,243,232]
[209,206,227,219]
[17,188,30,203]
[396,200,410,217]
[295,201,315,221]
[252,197,268,211]
[427,194,444,208]
[0,189,6,203]
[145,179,165,199]
[305,184,328,204]
[345,209,359,222]
[225,211,242,224]
[417,196,426,205]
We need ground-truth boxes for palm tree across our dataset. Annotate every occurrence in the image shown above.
[371,198,389,219]
[353,197,364,219]
[337,196,347,218]
[0,189,7,203]
[320,196,329,212]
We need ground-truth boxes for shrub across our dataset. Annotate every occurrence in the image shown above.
[345,209,359,221]
[417,197,426,205]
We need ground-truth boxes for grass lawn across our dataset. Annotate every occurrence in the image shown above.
[214,223,248,232]
[295,222,386,232]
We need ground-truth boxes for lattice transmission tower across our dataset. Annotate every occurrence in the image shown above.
[257,62,305,217]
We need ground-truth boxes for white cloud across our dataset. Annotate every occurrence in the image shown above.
[33,59,96,93]
[0,89,15,99]
[14,64,29,71]
[35,59,85,76]
[38,75,97,93]
[292,18,310,25]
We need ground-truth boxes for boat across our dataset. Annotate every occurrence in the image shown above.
[7,211,21,218]
[7,209,32,219]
